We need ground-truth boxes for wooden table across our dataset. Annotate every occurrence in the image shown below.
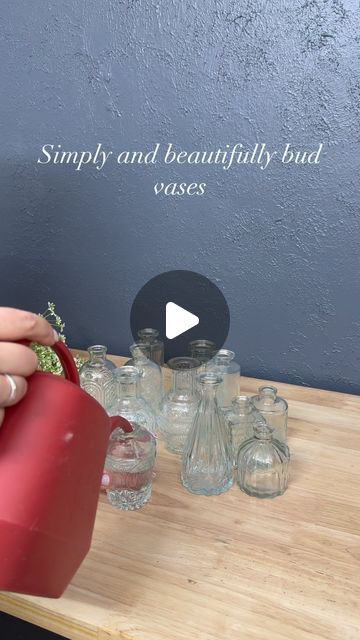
[0,352,359,640]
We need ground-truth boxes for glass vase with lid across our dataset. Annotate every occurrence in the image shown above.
[157,357,200,454]
[107,366,157,436]
[224,395,265,466]
[126,342,163,413]
[137,328,164,366]
[251,385,288,443]
[79,345,116,410]
[181,372,233,496]
[103,421,156,510]
[206,349,240,409]
[237,422,290,498]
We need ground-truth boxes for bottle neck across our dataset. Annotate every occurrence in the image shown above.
[259,385,277,405]
[138,328,159,344]
[172,369,196,395]
[233,396,252,414]
[130,344,150,364]
[117,378,139,399]
[88,345,107,364]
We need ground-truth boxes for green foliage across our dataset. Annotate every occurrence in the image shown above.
[31,302,85,375]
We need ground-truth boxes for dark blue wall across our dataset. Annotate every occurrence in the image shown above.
[1,1,359,393]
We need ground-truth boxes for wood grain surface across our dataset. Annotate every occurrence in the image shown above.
[0,351,359,640]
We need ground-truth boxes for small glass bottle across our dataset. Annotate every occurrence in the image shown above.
[251,385,288,443]
[206,349,240,409]
[181,373,233,496]
[79,345,116,410]
[157,357,200,454]
[104,421,156,510]
[189,339,217,364]
[126,342,163,413]
[137,328,164,366]
[107,366,157,436]
[224,396,265,466]
[237,423,290,498]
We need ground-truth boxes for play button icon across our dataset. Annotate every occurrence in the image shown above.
[166,302,199,339]
[130,270,230,361]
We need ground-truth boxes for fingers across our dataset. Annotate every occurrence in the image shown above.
[0,308,58,346]
[0,375,27,407]
[0,342,38,376]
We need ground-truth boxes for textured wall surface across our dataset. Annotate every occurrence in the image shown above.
[1,0,359,393]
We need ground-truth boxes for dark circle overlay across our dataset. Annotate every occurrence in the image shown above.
[130,270,230,362]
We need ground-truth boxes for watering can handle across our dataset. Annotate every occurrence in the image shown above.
[51,341,80,385]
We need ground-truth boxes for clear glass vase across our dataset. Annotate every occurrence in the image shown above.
[104,421,156,510]
[107,366,157,436]
[79,345,116,410]
[206,349,240,409]
[157,357,200,454]
[181,373,233,496]
[237,423,290,498]
[251,385,288,443]
[137,328,164,366]
[224,396,265,466]
[189,339,217,364]
[126,342,163,413]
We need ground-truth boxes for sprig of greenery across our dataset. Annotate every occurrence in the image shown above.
[31,302,85,375]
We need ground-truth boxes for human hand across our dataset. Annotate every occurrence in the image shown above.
[0,307,58,427]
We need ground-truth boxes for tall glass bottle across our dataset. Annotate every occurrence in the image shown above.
[206,349,240,409]
[189,340,216,364]
[107,366,157,436]
[237,423,290,498]
[79,345,116,410]
[126,342,163,413]
[251,385,288,443]
[157,357,200,454]
[181,373,233,496]
[224,395,265,466]
[137,328,164,366]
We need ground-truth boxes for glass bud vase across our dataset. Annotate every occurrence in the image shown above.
[126,342,163,413]
[189,339,217,364]
[79,345,116,410]
[157,357,200,454]
[206,349,240,409]
[181,373,233,496]
[107,366,157,436]
[237,423,290,499]
[104,421,156,510]
[251,385,288,443]
[137,328,164,366]
[224,396,265,466]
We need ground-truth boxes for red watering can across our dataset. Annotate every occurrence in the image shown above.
[0,341,131,598]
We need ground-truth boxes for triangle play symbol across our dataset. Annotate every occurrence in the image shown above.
[166,302,199,340]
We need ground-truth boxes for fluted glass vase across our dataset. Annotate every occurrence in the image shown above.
[181,373,233,496]
[237,423,290,498]
[79,345,116,410]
